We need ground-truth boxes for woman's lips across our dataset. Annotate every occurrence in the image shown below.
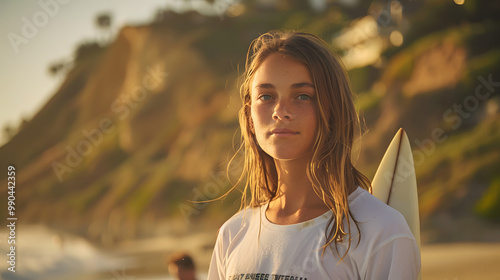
[270,128,299,136]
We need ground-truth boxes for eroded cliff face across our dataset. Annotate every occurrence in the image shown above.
[0,23,241,239]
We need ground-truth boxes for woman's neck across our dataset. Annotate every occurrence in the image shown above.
[266,156,330,225]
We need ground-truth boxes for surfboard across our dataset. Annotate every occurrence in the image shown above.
[371,128,421,278]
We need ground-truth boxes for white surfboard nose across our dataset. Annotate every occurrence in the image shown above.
[372,127,421,250]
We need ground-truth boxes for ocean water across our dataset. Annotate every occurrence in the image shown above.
[0,225,208,280]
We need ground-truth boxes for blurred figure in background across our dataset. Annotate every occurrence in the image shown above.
[167,252,197,280]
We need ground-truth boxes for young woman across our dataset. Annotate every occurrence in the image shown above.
[208,31,420,280]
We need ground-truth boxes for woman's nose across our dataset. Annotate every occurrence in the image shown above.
[272,99,293,121]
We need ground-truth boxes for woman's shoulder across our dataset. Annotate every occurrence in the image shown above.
[348,187,414,239]
[217,205,262,238]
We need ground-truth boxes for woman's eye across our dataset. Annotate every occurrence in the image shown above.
[258,94,272,101]
[298,94,312,101]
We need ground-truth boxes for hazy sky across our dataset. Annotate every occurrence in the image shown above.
[0,0,181,143]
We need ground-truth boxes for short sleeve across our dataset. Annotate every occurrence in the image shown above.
[364,237,421,280]
[207,229,226,280]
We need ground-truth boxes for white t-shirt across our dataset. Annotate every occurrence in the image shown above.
[208,187,421,280]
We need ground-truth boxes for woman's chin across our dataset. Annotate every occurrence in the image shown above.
[263,149,311,162]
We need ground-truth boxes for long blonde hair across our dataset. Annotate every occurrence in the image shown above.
[227,31,372,258]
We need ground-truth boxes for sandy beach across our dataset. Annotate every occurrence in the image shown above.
[421,242,500,280]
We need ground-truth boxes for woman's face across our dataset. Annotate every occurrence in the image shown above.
[250,52,318,161]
